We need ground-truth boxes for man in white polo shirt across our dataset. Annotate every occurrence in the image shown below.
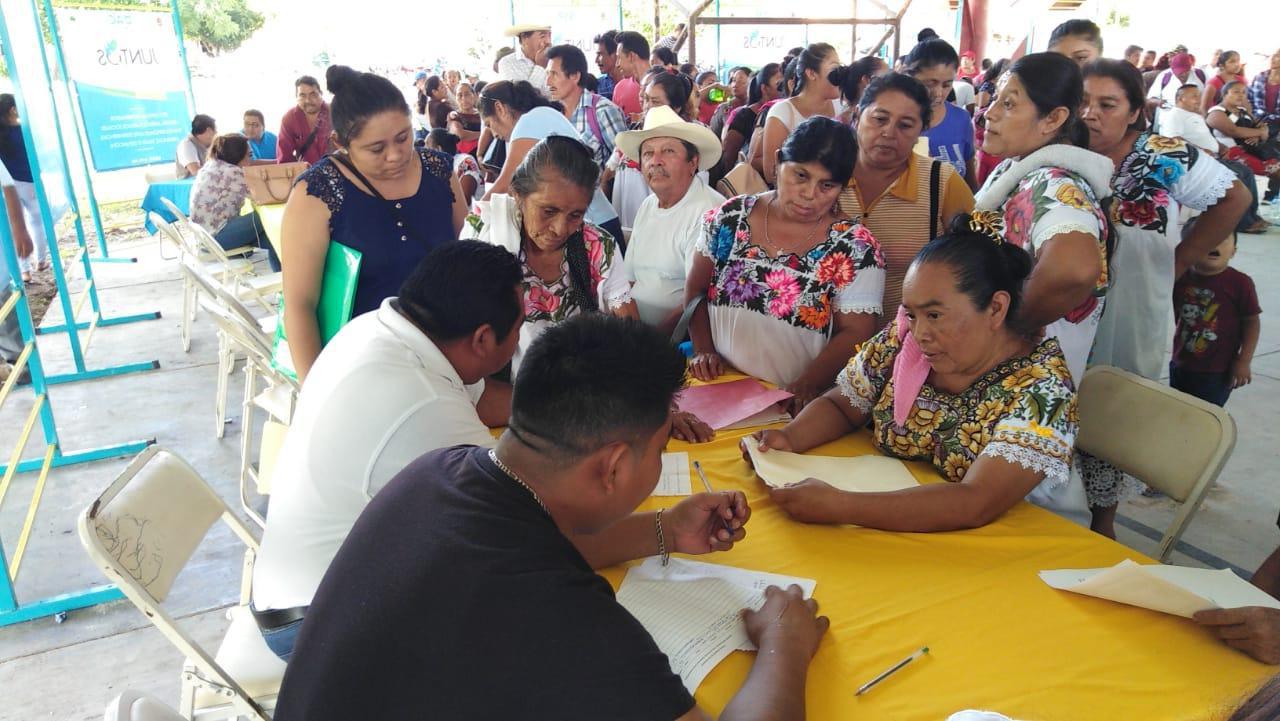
[251,240,523,660]
[616,105,725,337]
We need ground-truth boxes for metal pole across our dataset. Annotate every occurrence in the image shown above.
[654,0,660,43]
[40,0,125,263]
[169,0,197,116]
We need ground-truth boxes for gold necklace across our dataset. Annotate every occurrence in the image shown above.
[488,449,550,516]
[762,195,828,256]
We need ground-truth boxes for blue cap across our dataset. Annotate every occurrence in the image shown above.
[414,71,428,82]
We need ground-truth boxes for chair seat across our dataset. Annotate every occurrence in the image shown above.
[257,314,278,336]
[239,272,283,296]
[191,605,284,711]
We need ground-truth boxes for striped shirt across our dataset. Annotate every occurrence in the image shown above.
[837,153,975,330]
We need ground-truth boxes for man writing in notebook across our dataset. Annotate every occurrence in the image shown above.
[274,315,831,721]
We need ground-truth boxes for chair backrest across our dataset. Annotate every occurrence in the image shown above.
[80,446,268,721]
[187,218,238,266]
[158,197,192,227]
[80,445,257,602]
[148,212,196,257]
[1076,365,1236,559]
[180,258,261,331]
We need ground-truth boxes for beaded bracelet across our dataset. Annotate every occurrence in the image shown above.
[655,509,670,567]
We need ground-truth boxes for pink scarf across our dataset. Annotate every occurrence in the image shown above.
[891,305,931,427]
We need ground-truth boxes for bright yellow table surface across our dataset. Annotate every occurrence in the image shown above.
[255,202,286,256]
[599,384,1271,720]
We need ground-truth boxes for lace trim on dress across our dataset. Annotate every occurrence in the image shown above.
[604,287,633,312]
[1182,167,1236,213]
[1032,221,1101,246]
[837,368,873,412]
[300,159,345,215]
[981,441,1071,490]
[1077,451,1144,507]
[834,302,883,315]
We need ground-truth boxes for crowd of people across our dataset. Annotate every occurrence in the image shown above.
[151,16,1280,720]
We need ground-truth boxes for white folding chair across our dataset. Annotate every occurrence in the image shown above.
[200,295,297,528]
[159,197,255,259]
[1076,365,1237,561]
[186,220,282,314]
[79,447,284,721]
[179,259,281,442]
[150,212,256,353]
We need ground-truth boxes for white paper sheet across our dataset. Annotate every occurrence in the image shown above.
[652,452,692,496]
[617,557,817,692]
[746,445,920,493]
[1039,559,1280,618]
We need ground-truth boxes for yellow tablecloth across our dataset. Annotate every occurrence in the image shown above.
[602,422,1272,720]
[255,202,285,256]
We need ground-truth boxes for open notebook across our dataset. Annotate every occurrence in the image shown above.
[746,445,920,493]
[1040,559,1280,618]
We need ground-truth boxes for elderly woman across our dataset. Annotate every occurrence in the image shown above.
[975,52,1112,385]
[481,136,636,370]
[838,73,975,330]
[1081,59,1251,537]
[747,216,1079,531]
[480,80,623,243]
[685,117,885,412]
[282,65,468,381]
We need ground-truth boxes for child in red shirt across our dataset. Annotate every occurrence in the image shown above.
[1171,232,1262,407]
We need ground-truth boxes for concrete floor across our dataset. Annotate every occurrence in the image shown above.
[2,204,1280,720]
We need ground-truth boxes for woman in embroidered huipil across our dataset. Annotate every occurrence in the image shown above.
[745,216,1079,532]
[1079,60,1250,537]
[684,117,885,412]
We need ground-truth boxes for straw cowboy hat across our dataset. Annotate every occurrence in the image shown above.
[615,106,723,172]
[504,24,551,37]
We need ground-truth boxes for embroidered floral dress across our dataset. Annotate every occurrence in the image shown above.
[1091,133,1236,380]
[839,320,1079,495]
[481,193,632,374]
[975,145,1113,384]
[696,194,885,386]
[1081,133,1236,509]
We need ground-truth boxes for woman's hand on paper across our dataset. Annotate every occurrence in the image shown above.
[741,429,794,466]
[769,479,849,524]
[668,491,751,554]
[671,411,715,444]
[689,351,726,381]
[743,584,829,659]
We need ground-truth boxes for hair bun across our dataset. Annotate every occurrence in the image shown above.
[325,65,361,96]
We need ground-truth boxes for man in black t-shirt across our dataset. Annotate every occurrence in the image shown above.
[275,315,830,720]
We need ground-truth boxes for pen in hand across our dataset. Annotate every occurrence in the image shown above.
[692,460,735,538]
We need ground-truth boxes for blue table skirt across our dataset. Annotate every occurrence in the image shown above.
[141,178,195,234]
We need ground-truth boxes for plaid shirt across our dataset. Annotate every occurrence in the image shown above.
[568,91,628,167]
[1249,71,1280,123]
[596,74,615,101]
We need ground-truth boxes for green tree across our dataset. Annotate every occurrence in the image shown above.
[176,0,264,55]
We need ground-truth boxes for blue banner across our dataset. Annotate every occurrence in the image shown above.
[75,83,190,171]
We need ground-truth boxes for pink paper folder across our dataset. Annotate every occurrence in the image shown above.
[676,379,794,430]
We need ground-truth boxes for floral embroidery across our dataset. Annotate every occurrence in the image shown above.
[839,322,1078,484]
[699,195,884,332]
[1110,132,1197,235]
[519,223,619,325]
[992,165,1109,305]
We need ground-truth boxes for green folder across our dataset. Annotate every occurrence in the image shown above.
[271,242,363,380]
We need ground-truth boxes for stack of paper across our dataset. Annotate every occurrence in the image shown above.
[745,445,920,492]
[1039,559,1280,617]
[652,452,692,496]
[676,379,793,430]
[617,557,817,692]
